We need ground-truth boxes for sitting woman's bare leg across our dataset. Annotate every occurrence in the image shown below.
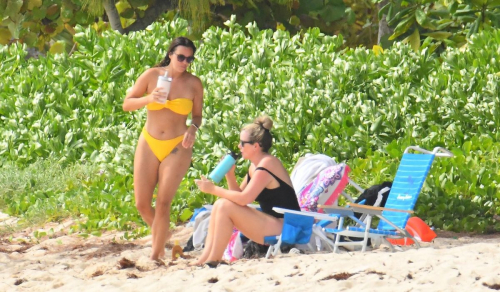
[133,137,159,226]
[203,199,284,263]
[193,200,222,265]
[150,146,192,260]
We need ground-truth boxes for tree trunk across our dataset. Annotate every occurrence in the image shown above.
[103,0,174,34]
[377,0,393,45]
[103,0,124,34]
[123,1,175,34]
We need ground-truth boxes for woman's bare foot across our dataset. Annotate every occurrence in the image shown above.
[150,248,165,261]
[188,261,203,267]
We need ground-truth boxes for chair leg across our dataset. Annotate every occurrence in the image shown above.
[266,236,282,259]
[270,237,282,258]
[265,245,274,258]
[312,226,334,251]
[273,235,281,257]
[361,215,373,252]
[333,217,345,253]
[382,237,395,252]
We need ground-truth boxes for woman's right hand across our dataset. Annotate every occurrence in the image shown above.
[195,176,216,194]
[225,164,236,177]
[149,87,167,104]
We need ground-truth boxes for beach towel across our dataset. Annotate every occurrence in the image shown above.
[223,229,244,262]
[291,154,337,195]
[297,164,350,212]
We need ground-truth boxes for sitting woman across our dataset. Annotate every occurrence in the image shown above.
[194,116,300,266]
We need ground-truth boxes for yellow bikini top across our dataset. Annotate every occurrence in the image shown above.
[146,98,193,115]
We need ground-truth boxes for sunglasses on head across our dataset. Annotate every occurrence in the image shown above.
[172,53,195,64]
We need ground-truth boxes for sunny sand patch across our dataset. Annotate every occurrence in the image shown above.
[1,216,499,292]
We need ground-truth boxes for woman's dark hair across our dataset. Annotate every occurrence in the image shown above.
[243,116,274,153]
[154,37,196,67]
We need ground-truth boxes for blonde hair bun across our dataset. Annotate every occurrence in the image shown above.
[254,116,273,131]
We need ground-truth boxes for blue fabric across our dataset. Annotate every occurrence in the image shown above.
[189,207,207,222]
[264,236,279,245]
[347,226,399,236]
[281,212,314,244]
[378,153,434,231]
[325,226,398,236]
[316,214,340,228]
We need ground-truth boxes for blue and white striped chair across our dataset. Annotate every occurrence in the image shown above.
[321,146,453,252]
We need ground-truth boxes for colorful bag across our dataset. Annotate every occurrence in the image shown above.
[297,163,350,212]
[223,228,243,262]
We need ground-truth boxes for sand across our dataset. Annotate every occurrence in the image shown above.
[1,212,499,292]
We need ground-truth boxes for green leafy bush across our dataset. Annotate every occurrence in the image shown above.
[1,16,499,236]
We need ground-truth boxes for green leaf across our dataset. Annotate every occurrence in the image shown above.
[346,8,355,24]
[179,208,193,222]
[387,7,414,27]
[408,29,420,51]
[27,0,43,10]
[370,117,383,133]
[436,19,453,30]
[119,8,134,19]
[5,0,23,19]
[448,1,458,14]
[467,17,481,37]
[415,8,427,26]
[472,0,487,7]
[428,9,449,18]
[7,19,21,39]
[299,0,323,12]
[389,16,415,40]
[22,31,37,46]
[128,0,149,9]
[91,231,102,236]
[488,0,500,6]
[423,31,452,40]
[289,15,300,26]
[31,6,47,20]
[454,9,478,17]
[378,2,391,19]
[386,4,394,22]
[74,10,92,24]
[0,1,6,16]
[49,41,65,54]
[420,19,437,30]
[0,27,11,45]
[318,4,346,23]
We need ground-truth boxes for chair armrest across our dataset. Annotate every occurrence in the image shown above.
[316,205,357,217]
[433,147,454,157]
[404,145,454,157]
[272,207,345,221]
[347,203,414,214]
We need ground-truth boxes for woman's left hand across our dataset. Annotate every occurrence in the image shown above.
[182,126,197,148]
[194,176,216,194]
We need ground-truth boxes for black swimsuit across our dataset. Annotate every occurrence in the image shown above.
[247,167,301,218]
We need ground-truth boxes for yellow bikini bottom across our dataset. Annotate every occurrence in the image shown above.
[142,128,184,162]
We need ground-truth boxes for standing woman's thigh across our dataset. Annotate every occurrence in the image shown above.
[134,136,160,207]
[156,144,192,204]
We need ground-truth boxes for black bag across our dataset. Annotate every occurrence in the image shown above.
[353,181,392,218]
[241,241,296,259]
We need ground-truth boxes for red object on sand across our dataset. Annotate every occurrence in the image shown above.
[387,217,437,246]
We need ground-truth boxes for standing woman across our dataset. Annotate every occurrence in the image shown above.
[123,37,203,260]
